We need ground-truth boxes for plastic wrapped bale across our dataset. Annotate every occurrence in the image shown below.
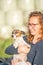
[0,25,12,39]
[18,0,35,11]
[35,0,43,11]
[6,10,24,27]
[0,11,5,26]
[0,0,17,12]
[14,25,28,33]
[23,11,33,24]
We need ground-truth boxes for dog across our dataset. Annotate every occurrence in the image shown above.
[11,29,31,65]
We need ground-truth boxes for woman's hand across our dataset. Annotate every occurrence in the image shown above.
[11,59,18,65]
[11,59,15,65]
[18,45,30,54]
[26,62,31,65]
[11,59,14,65]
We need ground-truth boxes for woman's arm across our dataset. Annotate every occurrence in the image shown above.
[26,62,31,65]
[11,59,31,65]
[5,44,18,55]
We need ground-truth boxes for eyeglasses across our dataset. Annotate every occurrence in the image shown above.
[28,23,39,27]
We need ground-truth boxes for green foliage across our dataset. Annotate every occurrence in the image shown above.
[0,38,13,58]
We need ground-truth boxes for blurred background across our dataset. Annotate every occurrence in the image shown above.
[0,0,43,58]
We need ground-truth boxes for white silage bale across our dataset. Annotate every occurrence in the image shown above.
[24,11,33,24]
[0,11,5,26]
[35,0,43,11]
[18,0,35,11]
[0,25,12,39]
[0,0,17,12]
[6,10,24,27]
[14,25,28,33]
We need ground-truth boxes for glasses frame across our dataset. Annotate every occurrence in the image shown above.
[28,23,40,27]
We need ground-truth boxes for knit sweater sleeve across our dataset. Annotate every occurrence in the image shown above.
[5,44,18,55]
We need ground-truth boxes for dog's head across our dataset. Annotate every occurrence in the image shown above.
[11,29,25,39]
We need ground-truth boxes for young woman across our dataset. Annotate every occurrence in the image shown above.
[27,11,43,65]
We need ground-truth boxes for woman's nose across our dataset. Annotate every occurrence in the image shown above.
[29,26,32,30]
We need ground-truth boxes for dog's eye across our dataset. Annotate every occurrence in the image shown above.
[15,31,18,34]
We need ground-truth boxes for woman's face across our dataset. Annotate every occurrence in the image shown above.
[28,16,41,36]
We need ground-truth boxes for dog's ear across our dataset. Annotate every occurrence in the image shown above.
[11,35,14,37]
[12,30,16,34]
[21,31,25,35]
